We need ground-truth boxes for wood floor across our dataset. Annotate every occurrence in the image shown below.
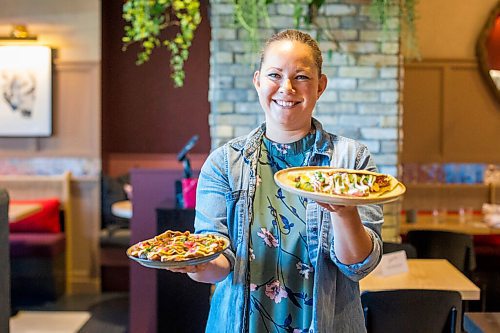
[12,292,129,333]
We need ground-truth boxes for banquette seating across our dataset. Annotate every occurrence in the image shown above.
[0,172,72,308]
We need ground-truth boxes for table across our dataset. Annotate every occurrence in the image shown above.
[8,203,42,223]
[111,200,132,219]
[360,259,480,300]
[400,214,500,235]
[464,312,500,333]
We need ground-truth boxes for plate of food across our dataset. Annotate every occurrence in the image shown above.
[127,230,230,269]
[274,167,406,206]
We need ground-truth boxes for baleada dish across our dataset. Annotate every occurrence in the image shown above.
[281,167,400,198]
[128,230,228,262]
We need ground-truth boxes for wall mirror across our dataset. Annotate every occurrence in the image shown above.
[477,2,500,103]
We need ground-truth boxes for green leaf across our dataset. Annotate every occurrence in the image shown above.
[121,0,201,87]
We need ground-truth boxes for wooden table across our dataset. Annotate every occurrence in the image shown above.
[111,200,132,219]
[464,312,500,333]
[8,203,42,223]
[400,214,500,235]
[360,259,480,300]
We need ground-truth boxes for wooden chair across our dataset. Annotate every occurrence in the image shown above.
[361,289,462,333]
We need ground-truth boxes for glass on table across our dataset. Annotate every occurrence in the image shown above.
[432,207,448,224]
[458,206,474,224]
[405,208,417,224]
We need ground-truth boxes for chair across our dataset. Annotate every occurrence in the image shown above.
[383,241,417,258]
[361,289,462,333]
[406,230,476,273]
[101,173,130,236]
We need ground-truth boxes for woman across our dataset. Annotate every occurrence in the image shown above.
[168,29,383,333]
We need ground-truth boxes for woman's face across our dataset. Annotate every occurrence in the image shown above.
[253,40,327,134]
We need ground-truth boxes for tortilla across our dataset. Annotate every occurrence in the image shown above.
[284,168,399,198]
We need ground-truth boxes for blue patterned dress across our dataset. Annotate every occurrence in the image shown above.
[249,133,316,333]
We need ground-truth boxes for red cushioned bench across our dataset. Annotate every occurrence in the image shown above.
[9,198,66,306]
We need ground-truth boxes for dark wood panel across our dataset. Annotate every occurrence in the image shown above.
[101,0,211,156]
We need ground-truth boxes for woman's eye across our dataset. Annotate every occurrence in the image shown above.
[268,73,280,79]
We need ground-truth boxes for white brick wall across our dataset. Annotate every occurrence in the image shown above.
[208,0,403,175]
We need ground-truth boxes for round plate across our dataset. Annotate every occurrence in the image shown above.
[274,167,406,206]
[126,234,230,269]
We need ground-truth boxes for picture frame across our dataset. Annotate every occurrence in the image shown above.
[0,45,53,137]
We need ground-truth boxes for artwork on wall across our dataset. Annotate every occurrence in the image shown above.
[0,45,52,137]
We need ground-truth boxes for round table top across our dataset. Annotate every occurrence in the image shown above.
[111,200,132,219]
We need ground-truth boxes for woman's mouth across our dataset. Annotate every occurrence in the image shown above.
[273,99,300,108]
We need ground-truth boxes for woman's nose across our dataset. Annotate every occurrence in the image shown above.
[279,79,295,93]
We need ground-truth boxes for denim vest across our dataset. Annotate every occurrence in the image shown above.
[194,118,383,333]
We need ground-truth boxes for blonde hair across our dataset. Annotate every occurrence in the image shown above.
[259,29,323,76]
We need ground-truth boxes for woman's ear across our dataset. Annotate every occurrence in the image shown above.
[317,74,327,98]
[253,71,261,89]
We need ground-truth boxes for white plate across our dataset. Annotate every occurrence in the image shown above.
[274,167,406,206]
[126,235,230,269]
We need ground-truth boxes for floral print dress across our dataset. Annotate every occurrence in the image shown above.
[249,133,316,333]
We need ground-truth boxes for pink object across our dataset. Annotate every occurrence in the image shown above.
[9,198,61,233]
[182,178,198,209]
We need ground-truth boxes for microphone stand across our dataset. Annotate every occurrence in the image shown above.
[177,135,199,179]
[175,135,199,208]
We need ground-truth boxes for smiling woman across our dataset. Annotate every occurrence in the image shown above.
[169,29,384,333]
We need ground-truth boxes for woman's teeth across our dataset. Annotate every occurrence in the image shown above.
[275,100,297,107]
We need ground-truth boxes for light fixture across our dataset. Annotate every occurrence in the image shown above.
[0,24,37,41]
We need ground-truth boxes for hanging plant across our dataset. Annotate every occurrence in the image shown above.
[122,0,201,87]
[231,0,324,52]
[232,0,419,58]
[121,0,418,87]
[232,0,270,52]
[371,0,420,59]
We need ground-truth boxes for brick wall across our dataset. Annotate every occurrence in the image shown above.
[209,0,402,175]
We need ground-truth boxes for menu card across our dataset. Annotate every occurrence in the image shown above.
[372,250,409,277]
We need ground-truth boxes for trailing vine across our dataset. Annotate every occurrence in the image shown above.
[372,0,420,58]
[232,0,270,52]
[232,0,419,58]
[122,0,201,87]
[121,0,419,88]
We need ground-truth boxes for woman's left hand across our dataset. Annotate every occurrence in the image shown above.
[316,201,372,264]
[316,202,358,218]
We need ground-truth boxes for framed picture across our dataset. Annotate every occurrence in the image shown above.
[0,45,52,137]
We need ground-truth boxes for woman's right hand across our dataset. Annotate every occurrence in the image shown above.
[165,254,231,284]
[165,263,209,274]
